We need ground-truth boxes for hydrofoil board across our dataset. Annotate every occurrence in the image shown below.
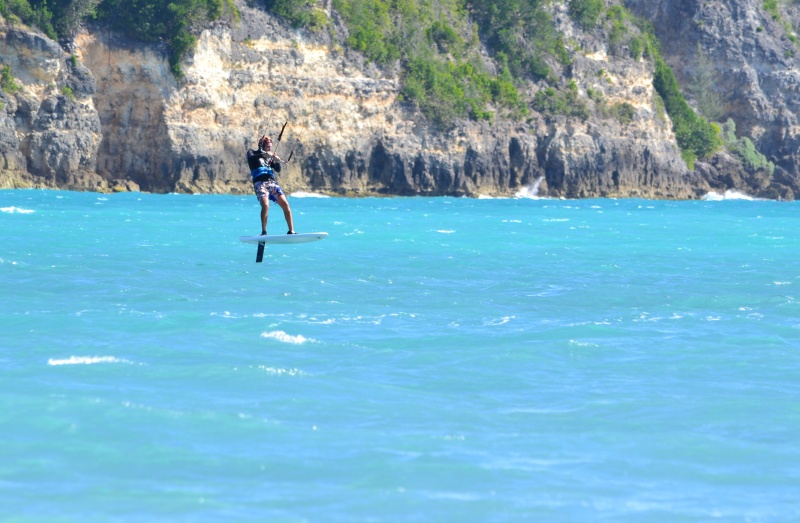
[240,232,328,245]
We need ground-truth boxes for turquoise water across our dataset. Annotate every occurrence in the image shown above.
[1,189,798,522]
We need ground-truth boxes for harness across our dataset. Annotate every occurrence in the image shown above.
[251,166,275,183]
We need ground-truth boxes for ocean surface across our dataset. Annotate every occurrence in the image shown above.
[1,189,798,522]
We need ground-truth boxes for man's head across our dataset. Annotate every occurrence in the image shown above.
[258,135,273,150]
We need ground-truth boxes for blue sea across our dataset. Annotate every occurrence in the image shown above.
[1,189,798,522]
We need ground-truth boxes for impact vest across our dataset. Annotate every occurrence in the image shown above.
[247,149,281,183]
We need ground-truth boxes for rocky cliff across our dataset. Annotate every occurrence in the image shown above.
[1,0,799,199]
[627,0,800,199]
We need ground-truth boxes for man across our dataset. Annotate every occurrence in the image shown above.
[247,135,295,235]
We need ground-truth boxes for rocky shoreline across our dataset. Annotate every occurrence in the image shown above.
[2,0,800,200]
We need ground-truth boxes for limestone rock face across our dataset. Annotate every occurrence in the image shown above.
[0,0,797,198]
[625,0,800,198]
[1,25,104,190]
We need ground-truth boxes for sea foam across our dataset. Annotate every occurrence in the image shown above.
[48,356,133,366]
[702,190,758,201]
[1,206,34,214]
[261,331,315,344]
[291,191,330,198]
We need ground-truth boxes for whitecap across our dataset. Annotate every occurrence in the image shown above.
[436,230,456,234]
[1,206,35,214]
[210,311,237,318]
[261,331,315,344]
[48,356,133,366]
[291,191,330,198]
[484,316,514,326]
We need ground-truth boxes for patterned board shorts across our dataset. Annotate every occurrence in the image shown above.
[254,180,285,203]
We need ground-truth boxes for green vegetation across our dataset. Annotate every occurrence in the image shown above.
[97,0,237,77]
[332,0,400,64]
[762,0,798,44]
[1,65,22,94]
[0,0,56,38]
[532,81,590,120]
[61,85,75,100]
[401,58,526,125]
[622,22,722,167]
[764,0,780,20]
[689,44,725,122]
[0,0,725,151]
[469,0,568,79]
[1,0,238,78]
[606,5,629,47]
[568,0,604,30]
[611,102,636,124]
[320,0,532,126]
[263,0,327,30]
[628,35,644,59]
[653,53,721,167]
[721,118,775,174]
[589,89,637,125]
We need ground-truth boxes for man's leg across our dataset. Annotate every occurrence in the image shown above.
[275,194,295,233]
[259,196,270,234]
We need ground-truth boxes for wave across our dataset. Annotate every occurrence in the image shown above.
[514,177,545,199]
[477,194,509,199]
[483,316,515,326]
[291,191,330,198]
[1,206,35,214]
[48,355,134,366]
[261,331,315,344]
[702,190,759,201]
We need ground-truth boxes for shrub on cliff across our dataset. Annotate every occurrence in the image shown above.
[1,65,22,94]
[568,0,604,30]
[533,81,590,120]
[721,119,775,175]
[263,0,327,30]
